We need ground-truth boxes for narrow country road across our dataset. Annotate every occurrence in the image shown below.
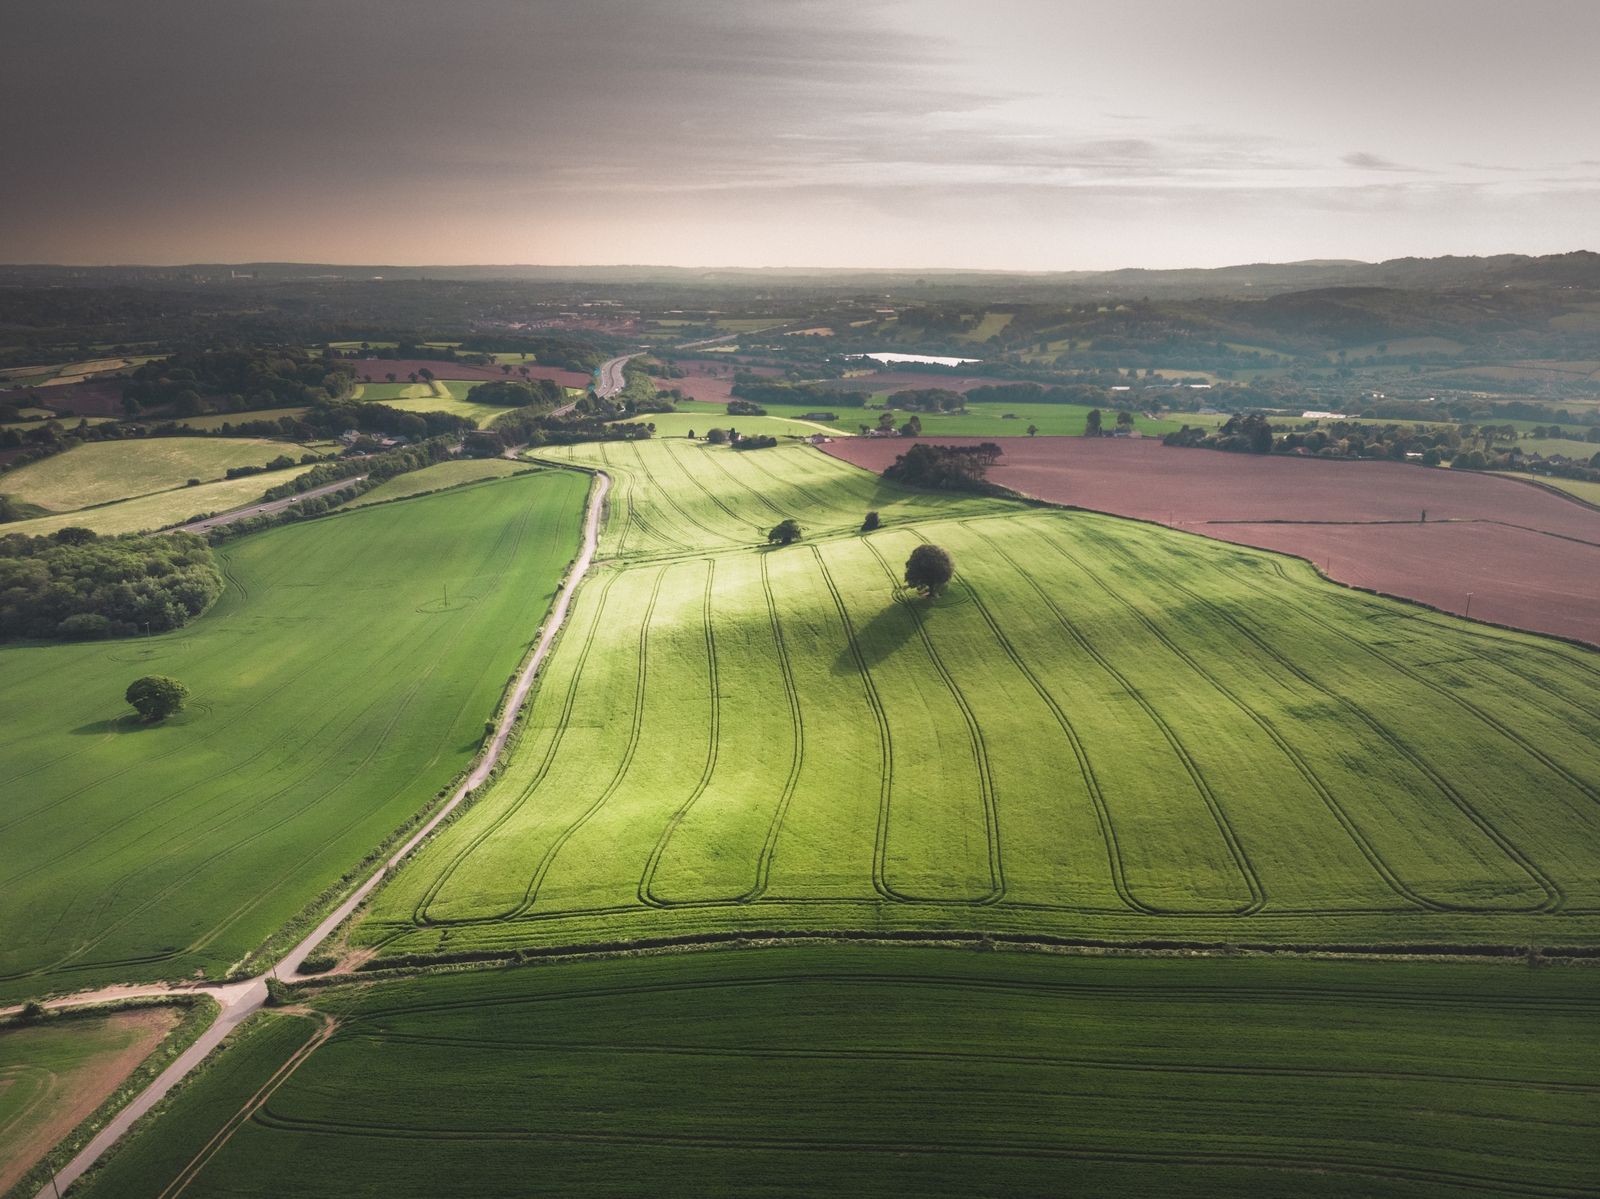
[21,468,611,1199]
[173,475,367,534]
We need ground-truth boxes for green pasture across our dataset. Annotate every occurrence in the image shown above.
[350,439,1600,963]
[0,439,315,513]
[344,459,538,508]
[0,470,588,1002]
[353,379,516,427]
[0,1006,181,1193]
[79,948,1600,1198]
[0,468,317,539]
[660,397,1182,437]
[175,407,309,432]
[1506,473,1600,506]
[619,411,841,439]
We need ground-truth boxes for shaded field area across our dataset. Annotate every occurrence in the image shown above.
[0,470,588,1002]
[75,949,1600,1198]
[825,438,1600,646]
[350,441,1600,963]
[0,439,315,513]
[0,1006,181,1194]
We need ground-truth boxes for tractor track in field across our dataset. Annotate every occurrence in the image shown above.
[1042,522,1442,915]
[988,529,1266,916]
[861,537,1006,906]
[1157,549,1566,913]
[638,561,722,907]
[16,468,613,1199]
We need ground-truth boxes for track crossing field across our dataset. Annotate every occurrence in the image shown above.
[0,471,587,1002]
[349,440,1600,961]
[73,949,1600,1198]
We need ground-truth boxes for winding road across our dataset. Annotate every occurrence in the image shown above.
[17,468,611,1199]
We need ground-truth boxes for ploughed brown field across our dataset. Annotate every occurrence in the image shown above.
[824,436,1600,647]
[342,358,592,390]
[664,358,779,403]
[18,379,127,417]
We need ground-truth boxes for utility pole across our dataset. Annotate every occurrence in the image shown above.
[48,1154,61,1199]
[1465,592,1474,618]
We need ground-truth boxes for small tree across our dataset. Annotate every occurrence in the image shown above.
[1116,409,1135,431]
[767,518,802,546]
[707,427,728,444]
[126,675,188,723]
[1084,409,1103,437]
[1026,424,1038,437]
[686,428,695,439]
[900,414,922,437]
[862,510,881,532]
[904,544,954,597]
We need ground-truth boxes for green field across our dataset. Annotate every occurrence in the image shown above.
[0,1006,182,1194]
[660,397,1181,437]
[621,410,844,439]
[351,379,516,426]
[1507,472,1600,506]
[344,458,538,508]
[0,470,588,1002]
[76,948,1600,1198]
[0,439,314,513]
[175,408,309,432]
[0,468,317,538]
[347,440,1600,965]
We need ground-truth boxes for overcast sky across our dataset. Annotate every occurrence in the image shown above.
[5,0,1597,268]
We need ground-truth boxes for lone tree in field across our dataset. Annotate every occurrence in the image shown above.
[1116,409,1135,431]
[1084,408,1103,437]
[126,675,189,723]
[767,518,803,546]
[862,510,881,532]
[904,544,954,598]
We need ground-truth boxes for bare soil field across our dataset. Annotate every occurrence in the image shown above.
[661,359,778,403]
[341,358,592,390]
[825,437,1600,646]
[12,380,126,417]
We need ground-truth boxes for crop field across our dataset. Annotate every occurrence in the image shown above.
[342,358,592,390]
[827,437,1600,647]
[0,1006,182,1193]
[0,470,588,1002]
[76,948,1600,1198]
[661,397,1179,437]
[1509,473,1600,506]
[621,411,843,439]
[174,407,308,432]
[0,439,315,513]
[0,469,317,539]
[344,459,539,508]
[344,439,1600,966]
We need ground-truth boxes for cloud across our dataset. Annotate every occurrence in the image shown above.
[1342,151,1422,172]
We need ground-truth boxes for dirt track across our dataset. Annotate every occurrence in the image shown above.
[824,437,1600,647]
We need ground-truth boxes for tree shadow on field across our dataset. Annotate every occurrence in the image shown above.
[834,595,917,674]
[72,714,163,735]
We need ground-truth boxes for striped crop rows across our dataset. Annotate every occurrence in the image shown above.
[353,443,1600,957]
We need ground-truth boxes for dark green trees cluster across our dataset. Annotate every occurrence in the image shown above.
[126,675,188,722]
[122,347,354,415]
[464,378,565,409]
[883,442,1003,493]
[0,529,223,641]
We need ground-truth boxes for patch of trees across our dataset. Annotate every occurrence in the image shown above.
[767,519,802,545]
[122,347,354,416]
[214,400,474,444]
[726,398,767,416]
[0,529,223,642]
[731,380,870,408]
[465,378,565,409]
[882,443,1004,493]
[261,437,455,501]
[884,388,965,413]
[730,434,779,450]
[453,335,605,373]
[469,411,653,455]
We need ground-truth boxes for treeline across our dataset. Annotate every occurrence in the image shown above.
[466,412,653,456]
[122,347,354,416]
[963,382,1115,407]
[884,388,965,412]
[731,379,870,407]
[207,399,473,443]
[0,529,223,642]
[883,443,1005,493]
[260,437,456,502]
[1164,414,1600,479]
[329,334,605,374]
